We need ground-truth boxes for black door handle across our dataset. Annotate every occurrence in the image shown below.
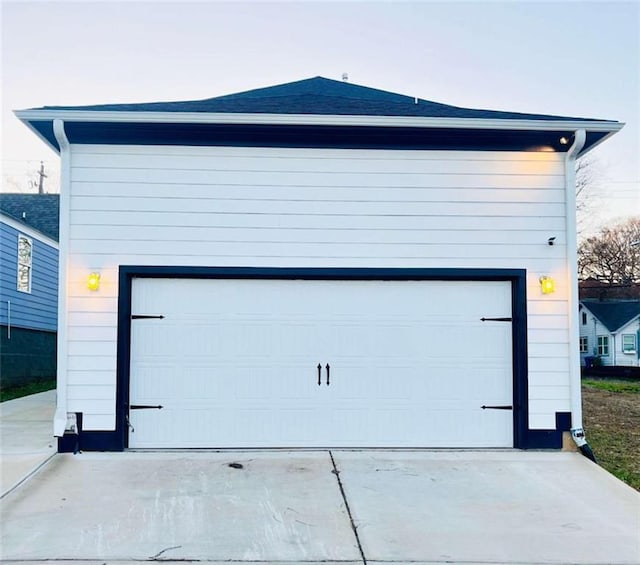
[326,363,330,386]
[317,363,322,386]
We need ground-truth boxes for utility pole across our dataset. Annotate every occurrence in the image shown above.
[37,161,47,194]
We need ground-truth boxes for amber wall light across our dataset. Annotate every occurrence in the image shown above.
[87,272,101,291]
[539,275,555,294]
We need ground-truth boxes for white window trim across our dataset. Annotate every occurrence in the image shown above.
[597,335,610,357]
[17,234,33,294]
[622,334,637,354]
[579,336,588,353]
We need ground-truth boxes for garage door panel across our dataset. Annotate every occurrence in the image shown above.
[129,278,513,448]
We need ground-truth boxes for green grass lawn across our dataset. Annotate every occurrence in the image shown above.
[582,379,640,394]
[0,378,56,403]
[582,379,640,490]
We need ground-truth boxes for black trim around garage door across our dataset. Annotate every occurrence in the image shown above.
[59,266,571,452]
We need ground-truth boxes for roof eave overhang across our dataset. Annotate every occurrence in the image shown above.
[15,109,624,155]
[0,212,60,247]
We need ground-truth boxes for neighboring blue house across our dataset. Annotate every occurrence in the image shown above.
[0,193,59,387]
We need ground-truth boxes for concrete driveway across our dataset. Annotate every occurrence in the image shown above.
[1,394,639,564]
[0,390,56,497]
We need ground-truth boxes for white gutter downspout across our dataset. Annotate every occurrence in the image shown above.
[565,129,596,460]
[52,119,71,438]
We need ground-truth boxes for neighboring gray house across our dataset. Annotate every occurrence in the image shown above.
[0,194,59,386]
[580,300,640,367]
[15,76,622,452]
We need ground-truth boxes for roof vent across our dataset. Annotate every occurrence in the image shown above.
[342,73,349,82]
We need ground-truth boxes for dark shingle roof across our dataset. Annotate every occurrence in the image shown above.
[0,194,60,241]
[581,300,640,333]
[32,76,606,122]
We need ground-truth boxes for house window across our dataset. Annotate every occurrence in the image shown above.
[597,336,609,357]
[579,336,588,353]
[622,334,636,354]
[581,312,587,325]
[17,234,32,293]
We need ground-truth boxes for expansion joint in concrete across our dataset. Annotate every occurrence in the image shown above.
[329,450,367,565]
[0,451,57,500]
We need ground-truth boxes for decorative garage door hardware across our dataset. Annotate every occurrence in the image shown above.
[480,317,512,322]
[317,363,331,386]
[131,314,165,319]
[130,405,164,410]
[481,405,513,410]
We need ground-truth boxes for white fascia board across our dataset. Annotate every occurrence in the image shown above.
[0,213,59,249]
[14,109,624,133]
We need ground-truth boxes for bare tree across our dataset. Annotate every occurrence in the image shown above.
[578,217,640,283]
[575,158,602,235]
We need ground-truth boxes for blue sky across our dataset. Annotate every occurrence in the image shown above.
[2,0,638,230]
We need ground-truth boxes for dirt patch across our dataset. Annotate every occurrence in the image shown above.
[582,384,640,490]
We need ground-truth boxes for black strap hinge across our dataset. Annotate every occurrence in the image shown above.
[130,405,163,410]
[480,317,512,322]
[481,405,513,410]
[131,315,165,320]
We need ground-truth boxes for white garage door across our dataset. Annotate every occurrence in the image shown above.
[129,278,513,448]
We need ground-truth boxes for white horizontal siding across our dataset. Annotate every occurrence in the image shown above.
[72,183,567,203]
[71,169,565,189]
[69,240,568,260]
[67,370,114,386]
[71,145,563,172]
[64,144,570,432]
[528,371,570,386]
[71,211,566,231]
[70,225,562,246]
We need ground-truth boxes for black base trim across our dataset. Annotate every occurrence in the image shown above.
[57,413,124,453]
[58,432,124,453]
[522,412,571,449]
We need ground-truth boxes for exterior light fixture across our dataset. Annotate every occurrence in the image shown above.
[559,137,569,145]
[87,272,101,291]
[539,276,555,294]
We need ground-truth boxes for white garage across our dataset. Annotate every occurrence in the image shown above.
[129,277,514,448]
[16,76,622,452]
